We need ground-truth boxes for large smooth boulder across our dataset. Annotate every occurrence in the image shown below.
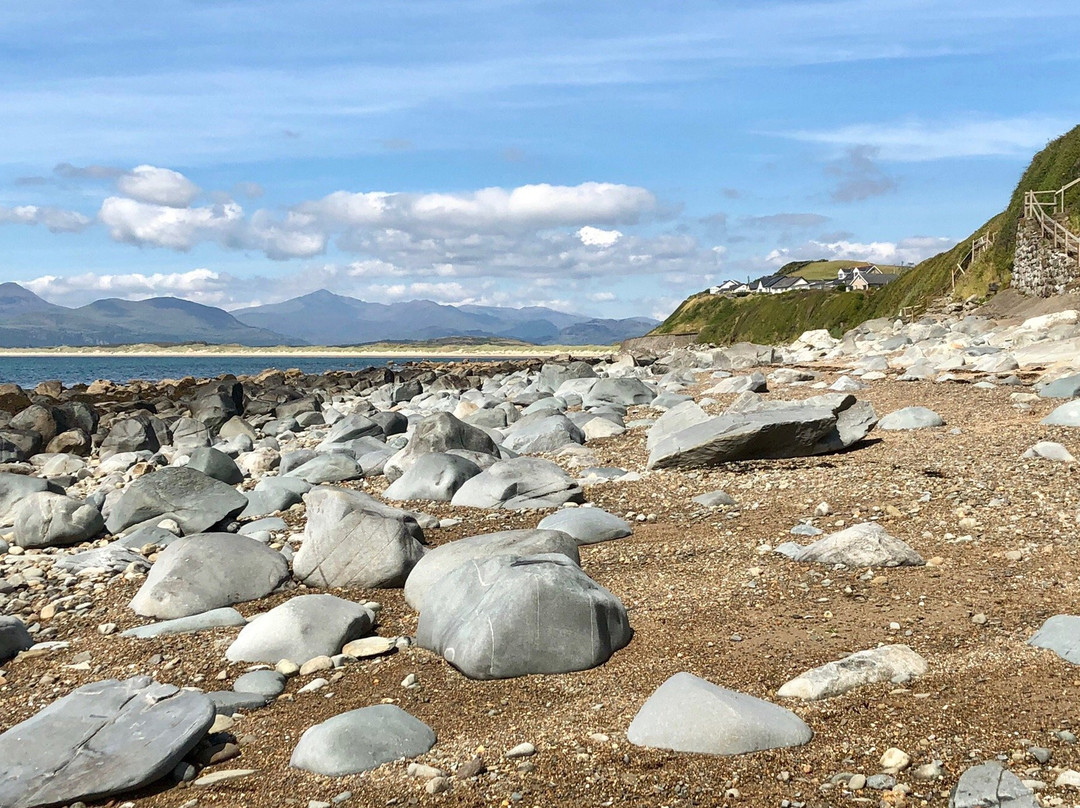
[1029,615,1080,664]
[502,413,585,454]
[646,400,711,451]
[382,452,481,502]
[170,416,212,453]
[129,533,289,619]
[226,594,375,665]
[284,453,363,484]
[9,404,58,444]
[647,395,876,469]
[536,508,631,545]
[290,705,436,776]
[0,473,54,525]
[1042,400,1080,426]
[384,412,498,482]
[105,466,248,536]
[189,382,243,430]
[789,522,924,568]
[949,762,1038,808]
[451,457,584,510]
[319,414,384,445]
[239,475,311,518]
[293,487,426,589]
[417,553,631,679]
[185,447,243,485]
[0,616,32,663]
[627,673,813,755]
[404,528,580,611]
[581,378,655,409]
[12,492,104,548]
[878,406,944,430]
[777,644,928,700]
[1038,373,1080,399]
[0,676,214,808]
[99,413,165,458]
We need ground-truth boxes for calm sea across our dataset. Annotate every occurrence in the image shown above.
[0,355,493,389]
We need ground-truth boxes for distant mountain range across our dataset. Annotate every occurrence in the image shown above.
[0,283,655,348]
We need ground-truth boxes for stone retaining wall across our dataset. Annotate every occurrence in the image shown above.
[1013,220,1078,297]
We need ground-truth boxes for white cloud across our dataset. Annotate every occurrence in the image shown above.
[116,165,200,207]
[783,116,1074,161]
[766,235,957,266]
[578,226,622,247]
[99,197,244,251]
[21,268,234,307]
[0,204,91,233]
[588,291,616,302]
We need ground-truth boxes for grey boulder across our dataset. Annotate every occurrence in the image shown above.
[692,490,737,507]
[290,705,436,775]
[384,412,498,482]
[789,522,924,568]
[233,670,288,698]
[1038,373,1080,399]
[185,447,244,485]
[949,761,1038,808]
[417,553,631,679]
[451,457,584,510]
[581,378,656,409]
[284,453,363,484]
[129,533,289,619]
[54,545,149,574]
[120,607,247,638]
[878,406,944,430]
[536,507,631,545]
[501,413,585,455]
[0,473,54,526]
[647,395,876,469]
[1041,400,1080,426]
[12,492,104,548]
[293,487,426,589]
[382,452,481,502]
[226,594,375,665]
[0,616,32,663]
[404,528,580,611]
[627,672,813,755]
[0,676,214,808]
[105,466,248,536]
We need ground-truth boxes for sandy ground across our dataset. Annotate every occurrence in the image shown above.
[4,375,1080,807]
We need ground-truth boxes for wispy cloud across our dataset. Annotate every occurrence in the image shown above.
[783,116,1075,161]
[825,145,897,202]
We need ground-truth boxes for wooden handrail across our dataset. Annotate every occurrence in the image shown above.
[952,230,996,289]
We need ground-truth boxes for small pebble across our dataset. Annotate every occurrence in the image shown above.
[506,742,536,758]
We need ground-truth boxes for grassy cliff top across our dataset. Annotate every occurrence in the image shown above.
[777,259,907,280]
[651,124,1080,345]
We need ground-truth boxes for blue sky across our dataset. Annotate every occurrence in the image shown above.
[1,0,1078,319]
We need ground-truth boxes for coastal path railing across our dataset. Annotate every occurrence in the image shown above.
[1022,177,1080,270]
[951,231,995,290]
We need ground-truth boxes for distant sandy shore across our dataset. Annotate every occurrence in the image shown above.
[0,343,613,359]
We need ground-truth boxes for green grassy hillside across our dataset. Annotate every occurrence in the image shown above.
[778,259,906,280]
[652,124,1080,345]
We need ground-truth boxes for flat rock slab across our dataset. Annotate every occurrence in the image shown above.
[627,672,813,755]
[404,528,580,612]
[949,761,1038,808]
[208,690,269,715]
[290,704,436,776]
[536,508,631,545]
[0,676,214,808]
[790,522,925,568]
[878,406,944,430]
[777,644,928,700]
[226,594,375,666]
[121,607,247,638]
[129,533,289,620]
[1029,615,1080,664]
[105,466,248,536]
[417,553,631,680]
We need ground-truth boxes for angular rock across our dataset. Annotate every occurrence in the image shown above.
[1022,441,1076,462]
[100,413,164,458]
[290,705,436,775]
[648,396,876,469]
[0,676,214,808]
[226,594,375,665]
[417,553,631,679]
[878,406,944,430]
[536,508,631,545]
[451,457,584,510]
[777,644,928,700]
[1029,615,1080,664]
[790,522,925,568]
[293,487,426,589]
[1039,373,1080,399]
[949,761,1038,808]
[105,466,248,536]
[627,672,813,755]
[404,528,580,611]
[707,372,767,395]
[382,452,481,502]
[12,492,104,548]
[54,545,148,574]
[130,533,289,619]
